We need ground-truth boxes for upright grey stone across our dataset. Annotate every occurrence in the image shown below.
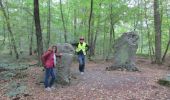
[55,43,75,85]
[106,32,139,71]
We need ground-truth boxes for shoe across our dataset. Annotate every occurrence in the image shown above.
[45,87,51,91]
[51,86,55,90]
[80,72,84,75]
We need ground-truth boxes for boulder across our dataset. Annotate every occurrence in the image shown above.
[55,43,75,85]
[106,32,139,71]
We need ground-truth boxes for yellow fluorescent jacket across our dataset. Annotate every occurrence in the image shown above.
[76,42,87,55]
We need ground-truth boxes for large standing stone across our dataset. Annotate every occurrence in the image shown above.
[55,43,75,85]
[106,32,139,71]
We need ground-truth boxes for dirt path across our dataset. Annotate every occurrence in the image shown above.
[1,59,170,100]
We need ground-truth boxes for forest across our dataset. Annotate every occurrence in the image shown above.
[0,0,170,100]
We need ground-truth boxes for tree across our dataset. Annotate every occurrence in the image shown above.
[162,0,170,62]
[34,0,43,65]
[0,0,19,59]
[88,0,93,57]
[60,0,67,43]
[46,0,51,48]
[154,0,162,64]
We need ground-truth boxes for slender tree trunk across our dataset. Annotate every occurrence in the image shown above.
[93,14,101,56]
[46,0,51,48]
[139,0,143,54]
[134,0,140,31]
[0,0,19,59]
[34,0,44,65]
[60,0,67,43]
[103,21,107,59]
[29,20,34,55]
[144,0,154,62]
[90,17,95,56]
[1,18,6,46]
[73,9,77,41]
[88,0,93,57]
[162,0,170,62]
[107,4,114,59]
[154,0,162,64]
[162,28,170,61]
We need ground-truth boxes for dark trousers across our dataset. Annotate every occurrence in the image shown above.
[44,67,56,88]
[78,54,85,72]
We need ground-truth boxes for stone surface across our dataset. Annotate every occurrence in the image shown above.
[165,74,170,81]
[55,43,75,85]
[56,43,75,54]
[158,74,170,87]
[106,32,139,71]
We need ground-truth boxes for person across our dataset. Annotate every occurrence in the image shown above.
[72,37,89,75]
[41,45,62,91]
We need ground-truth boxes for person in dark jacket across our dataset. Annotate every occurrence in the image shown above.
[72,37,89,75]
[41,45,62,91]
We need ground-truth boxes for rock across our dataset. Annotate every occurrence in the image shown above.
[55,43,75,85]
[165,74,170,81]
[106,32,139,71]
[56,43,75,54]
[158,74,170,87]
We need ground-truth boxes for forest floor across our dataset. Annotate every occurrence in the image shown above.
[0,55,170,100]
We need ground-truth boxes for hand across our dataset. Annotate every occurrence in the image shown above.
[59,53,62,56]
[56,53,62,57]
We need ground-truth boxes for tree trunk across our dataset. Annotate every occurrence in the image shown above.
[60,0,67,43]
[93,14,101,56]
[162,28,170,62]
[144,0,154,62]
[34,0,44,65]
[1,18,6,46]
[73,9,77,41]
[154,0,162,64]
[29,20,34,55]
[88,0,93,57]
[103,21,107,59]
[46,0,51,48]
[90,17,95,56]
[0,0,19,59]
[107,4,114,60]
[162,0,170,62]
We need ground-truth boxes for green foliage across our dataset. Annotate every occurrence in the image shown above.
[158,79,170,87]
[0,0,170,59]
[0,71,15,80]
[6,81,27,97]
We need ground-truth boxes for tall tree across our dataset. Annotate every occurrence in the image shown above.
[107,4,115,60]
[162,0,170,62]
[144,0,154,62]
[154,0,162,64]
[88,0,93,57]
[73,9,77,40]
[34,0,43,65]
[60,0,67,43]
[0,0,19,59]
[46,0,51,48]
[29,20,34,55]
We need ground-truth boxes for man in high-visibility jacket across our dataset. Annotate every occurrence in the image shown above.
[72,37,89,75]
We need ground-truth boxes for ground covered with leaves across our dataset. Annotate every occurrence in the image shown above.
[0,57,170,100]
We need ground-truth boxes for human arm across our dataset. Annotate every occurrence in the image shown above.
[86,44,90,51]
[41,50,52,66]
[56,53,62,57]
[55,53,62,64]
